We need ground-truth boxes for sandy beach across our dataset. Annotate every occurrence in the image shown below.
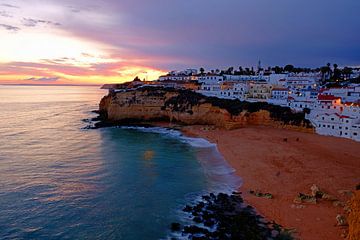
[181,125,360,240]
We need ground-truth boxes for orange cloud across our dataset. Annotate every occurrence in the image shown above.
[0,60,166,85]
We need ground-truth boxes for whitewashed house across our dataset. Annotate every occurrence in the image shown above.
[198,74,224,83]
[268,88,289,106]
[307,94,360,142]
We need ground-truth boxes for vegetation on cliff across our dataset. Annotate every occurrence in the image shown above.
[156,87,312,128]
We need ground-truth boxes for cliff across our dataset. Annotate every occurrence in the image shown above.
[348,190,360,240]
[98,87,314,132]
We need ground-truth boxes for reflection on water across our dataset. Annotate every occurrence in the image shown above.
[0,85,214,240]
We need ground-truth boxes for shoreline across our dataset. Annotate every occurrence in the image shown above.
[91,118,359,239]
[180,124,360,240]
[118,124,295,239]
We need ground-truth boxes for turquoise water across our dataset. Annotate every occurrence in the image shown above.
[0,86,240,239]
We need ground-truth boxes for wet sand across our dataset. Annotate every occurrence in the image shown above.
[182,125,360,240]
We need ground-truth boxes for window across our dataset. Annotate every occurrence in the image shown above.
[354,133,358,136]
[332,126,334,129]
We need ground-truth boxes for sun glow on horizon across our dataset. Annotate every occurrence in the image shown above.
[0,28,167,85]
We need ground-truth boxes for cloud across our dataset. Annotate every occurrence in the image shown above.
[22,18,61,27]
[0,3,20,9]
[0,23,20,32]
[0,10,12,17]
[25,76,60,82]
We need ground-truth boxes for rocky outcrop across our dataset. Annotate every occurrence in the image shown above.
[347,190,360,240]
[99,87,314,132]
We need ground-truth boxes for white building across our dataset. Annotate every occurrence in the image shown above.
[198,82,222,97]
[223,74,270,82]
[286,89,318,112]
[307,94,360,142]
[268,88,289,106]
[158,69,199,81]
[198,74,224,83]
[320,86,360,103]
[268,74,287,86]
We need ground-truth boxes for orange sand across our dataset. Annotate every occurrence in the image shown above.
[182,125,360,240]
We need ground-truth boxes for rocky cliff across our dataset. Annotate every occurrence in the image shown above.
[98,87,314,132]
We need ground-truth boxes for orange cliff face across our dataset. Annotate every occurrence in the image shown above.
[99,87,314,132]
[348,190,360,240]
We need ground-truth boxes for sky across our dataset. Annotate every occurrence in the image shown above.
[0,0,359,85]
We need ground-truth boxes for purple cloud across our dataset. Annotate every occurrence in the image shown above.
[0,3,20,9]
[22,18,61,27]
[25,76,60,82]
[0,10,12,17]
[0,23,20,32]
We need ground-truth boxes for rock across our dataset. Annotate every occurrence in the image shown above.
[99,88,314,131]
[271,230,279,238]
[295,193,317,204]
[336,214,348,226]
[183,205,192,212]
[193,216,202,223]
[310,184,324,198]
[171,192,294,239]
[338,189,354,197]
[183,225,209,235]
[249,190,274,199]
[333,201,345,207]
[322,193,338,201]
[170,223,181,232]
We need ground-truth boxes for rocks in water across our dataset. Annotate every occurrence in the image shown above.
[170,223,181,232]
[183,205,193,212]
[170,192,294,240]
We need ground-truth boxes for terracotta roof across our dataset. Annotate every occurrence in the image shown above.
[318,94,341,101]
[344,102,360,107]
[272,88,288,91]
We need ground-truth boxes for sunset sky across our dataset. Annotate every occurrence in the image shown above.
[0,0,359,85]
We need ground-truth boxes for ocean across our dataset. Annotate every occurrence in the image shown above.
[0,85,240,239]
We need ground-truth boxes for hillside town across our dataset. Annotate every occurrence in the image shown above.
[105,63,360,142]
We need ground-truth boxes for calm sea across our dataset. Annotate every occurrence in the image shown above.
[0,85,240,239]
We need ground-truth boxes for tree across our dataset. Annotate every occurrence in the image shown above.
[199,67,205,75]
[284,64,295,73]
[272,66,283,74]
[226,67,234,75]
[342,67,353,80]
[239,66,244,75]
[333,63,340,80]
[133,76,141,82]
